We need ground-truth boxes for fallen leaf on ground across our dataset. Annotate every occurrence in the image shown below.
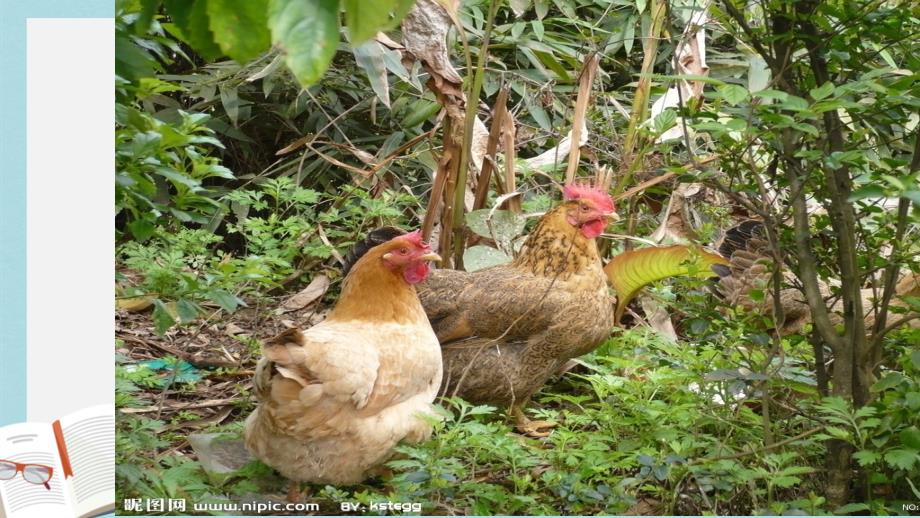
[275,274,330,314]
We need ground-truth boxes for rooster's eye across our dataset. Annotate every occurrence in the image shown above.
[399,247,409,255]
[580,205,590,212]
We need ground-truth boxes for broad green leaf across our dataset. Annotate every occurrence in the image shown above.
[353,40,391,108]
[269,0,340,87]
[883,448,918,470]
[152,299,177,335]
[622,16,636,56]
[465,209,526,254]
[510,0,532,17]
[531,19,544,40]
[219,86,240,126]
[906,392,920,410]
[135,0,161,35]
[401,98,441,128]
[810,81,835,101]
[900,426,920,450]
[534,0,549,19]
[463,245,512,272]
[848,185,886,202]
[852,450,880,467]
[163,0,223,61]
[207,289,240,312]
[207,0,271,63]
[343,0,414,43]
[127,218,156,242]
[871,371,906,392]
[912,350,920,370]
[716,84,749,106]
[176,298,199,324]
[525,96,552,131]
[604,245,729,322]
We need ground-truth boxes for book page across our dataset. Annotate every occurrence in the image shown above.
[57,405,114,518]
[0,423,71,518]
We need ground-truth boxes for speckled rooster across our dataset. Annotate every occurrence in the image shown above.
[417,183,618,436]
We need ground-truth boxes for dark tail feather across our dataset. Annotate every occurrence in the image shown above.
[717,219,765,261]
[342,226,406,277]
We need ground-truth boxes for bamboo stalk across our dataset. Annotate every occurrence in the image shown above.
[501,106,521,212]
[451,0,501,268]
[616,0,668,193]
[565,54,600,184]
[472,86,509,212]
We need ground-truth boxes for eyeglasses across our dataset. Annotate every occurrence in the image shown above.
[0,459,53,490]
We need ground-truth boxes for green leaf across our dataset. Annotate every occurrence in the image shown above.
[510,0,532,16]
[912,350,920,370]
[207,289,240,312]
[353,40,390,108]
[176,298,199,324]
[269,0,340,87]
[872,372,906,392]
[605,245,729,322]
[852,450,880,467]
[163,0,223,61]
[465,209,526,254]
[343,0,414,43]
[903,190,920,207]
[463,245,512,272]
[206,0,271,62]
[810,81,835,101]
[534,0,549,19]
[531,19,544,40]
[135,0,161,35]
[833,503,870,514]
[401,99,441,128]
[825,426,851,441]
[883,448,918,470]
[127,218,156,242]
[716,84,749,106]
[152,300,177,335]
[906,392,920,410]
[848,185,886,202]
[900,426,920,450]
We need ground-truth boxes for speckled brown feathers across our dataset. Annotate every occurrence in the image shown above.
[418,202,614,411]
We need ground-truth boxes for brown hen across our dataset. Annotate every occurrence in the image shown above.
[418,184,618,436]
[244,229,442,495]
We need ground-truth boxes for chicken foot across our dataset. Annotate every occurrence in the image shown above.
[286,481,309,503]
[512,403,556,438]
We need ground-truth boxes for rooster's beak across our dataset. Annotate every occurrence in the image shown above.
[607,211,620,223]
[419,252,442,262]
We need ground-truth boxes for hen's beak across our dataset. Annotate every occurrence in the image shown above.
[606,211,621,223]
[419,252,442,262]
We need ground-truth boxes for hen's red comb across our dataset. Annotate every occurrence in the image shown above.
[398,229,430,248]
[563,183,616,213]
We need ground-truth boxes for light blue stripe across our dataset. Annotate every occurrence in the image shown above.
[0,0,114,426]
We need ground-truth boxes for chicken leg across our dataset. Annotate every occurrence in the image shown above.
[286,481,308,503]
[512,403,556,438]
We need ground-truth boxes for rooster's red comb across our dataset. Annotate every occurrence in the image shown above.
[563,183,615,213]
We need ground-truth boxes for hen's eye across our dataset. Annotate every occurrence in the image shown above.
[580,205,590,211]
[399,247,410,255]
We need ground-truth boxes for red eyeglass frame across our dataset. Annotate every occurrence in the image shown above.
[0,459,53,490]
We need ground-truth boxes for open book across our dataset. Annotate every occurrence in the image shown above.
[0,405,114,518]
